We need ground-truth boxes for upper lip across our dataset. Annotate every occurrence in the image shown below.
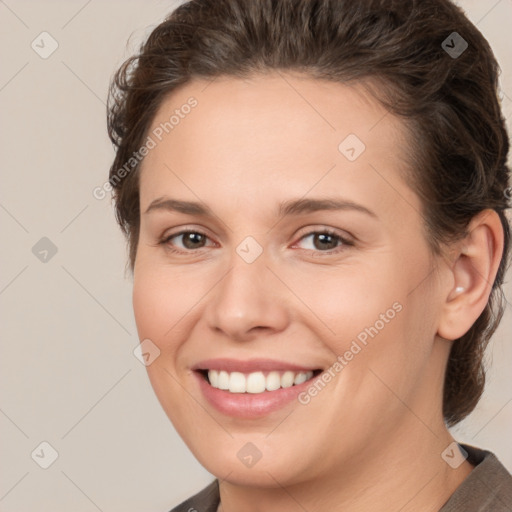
[192,358,321,373]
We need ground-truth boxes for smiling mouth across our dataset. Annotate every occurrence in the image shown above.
[197,369,323,394]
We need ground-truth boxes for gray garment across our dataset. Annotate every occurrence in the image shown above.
[169,444,512,511]
[439,444,512,511]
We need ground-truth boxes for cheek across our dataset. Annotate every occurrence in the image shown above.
[132,260,207,344]
[132,273,168,341]
[282,261,405,346]
[132,266,201,424]
[289,256,435,387]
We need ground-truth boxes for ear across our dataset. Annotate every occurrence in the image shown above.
[437,209,504,341]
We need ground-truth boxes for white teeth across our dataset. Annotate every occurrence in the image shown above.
[229,372,246,393]
[266,371,281,391]
[218,370,229,390]
[246,371,266,393]
[281,371,295,388]
[209,369,219,388]
[206,369,314,393]
[293,372,308,385]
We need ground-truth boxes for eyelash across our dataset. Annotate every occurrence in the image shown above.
[158,228,354,256]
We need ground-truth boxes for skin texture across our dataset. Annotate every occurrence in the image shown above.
[132,73,503,511]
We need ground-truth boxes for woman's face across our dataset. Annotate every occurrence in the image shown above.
[133,73,451,485]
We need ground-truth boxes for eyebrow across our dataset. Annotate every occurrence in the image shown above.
[144,197,377,219]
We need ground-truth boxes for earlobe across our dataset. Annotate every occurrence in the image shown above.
[437,209,504,341]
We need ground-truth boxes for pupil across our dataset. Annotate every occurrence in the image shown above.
[184,232,205,249]
[315,233,337,250]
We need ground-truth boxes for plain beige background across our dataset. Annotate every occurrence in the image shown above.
[0,0,511,510]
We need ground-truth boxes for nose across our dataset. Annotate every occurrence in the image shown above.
[203,251,291,342]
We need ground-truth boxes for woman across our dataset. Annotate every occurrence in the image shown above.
[107,0,512,510]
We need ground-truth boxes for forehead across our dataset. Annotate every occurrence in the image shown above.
[138,72,418,220]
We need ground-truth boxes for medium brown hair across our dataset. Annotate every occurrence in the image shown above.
[107,0,511,426]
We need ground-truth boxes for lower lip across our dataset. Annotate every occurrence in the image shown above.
[194,371,317,419]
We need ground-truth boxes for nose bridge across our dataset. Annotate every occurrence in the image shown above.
[204,244,290,340]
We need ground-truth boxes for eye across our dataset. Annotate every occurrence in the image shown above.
[159,229,214,252]
[158,227,353,255]
[294,229,353,253]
